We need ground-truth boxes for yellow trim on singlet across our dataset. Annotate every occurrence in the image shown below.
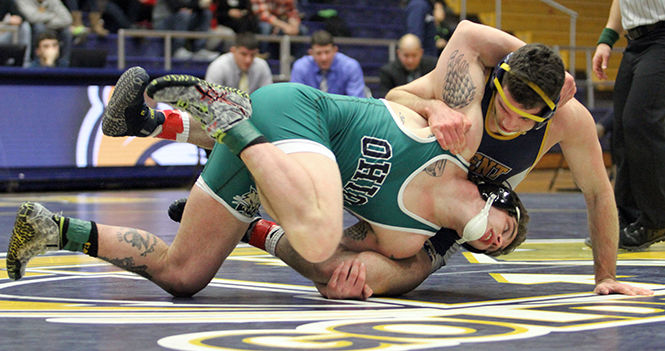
[524,120,553,176]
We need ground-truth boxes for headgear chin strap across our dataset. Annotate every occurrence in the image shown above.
[491,52,559,130]
[458,174,521,247]
[457,193,497,244]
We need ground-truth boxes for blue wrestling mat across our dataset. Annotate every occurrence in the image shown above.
[1,189,664,350]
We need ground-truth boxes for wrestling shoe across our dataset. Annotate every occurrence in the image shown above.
[6,202,60,280]
[146,74,251,142]
[167,197,187,223]
[619,222,665,251]
[102,66,164,137]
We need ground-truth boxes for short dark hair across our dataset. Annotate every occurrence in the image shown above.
[503,43,565,110]
[311,30,334,46]
[36,31,59,45]
[234,32,259,50]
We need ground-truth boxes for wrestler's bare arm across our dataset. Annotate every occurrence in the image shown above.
[550,100,653,296]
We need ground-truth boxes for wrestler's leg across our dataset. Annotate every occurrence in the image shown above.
[245,148,344,263]
[248,219,432,298]
[7,185,248,297]
[101,66,214,149]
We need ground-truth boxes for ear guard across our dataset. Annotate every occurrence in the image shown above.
[491,52,559,130]
[457,173,521,246]
[469,173,520,221]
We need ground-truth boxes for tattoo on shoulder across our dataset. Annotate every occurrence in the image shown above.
[442,50,476,109]
[425,159,447,177]
[344,221,370,241]
[398,112,406,124]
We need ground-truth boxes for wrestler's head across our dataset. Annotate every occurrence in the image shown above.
[462,175,529,256]
[489,43,565,136]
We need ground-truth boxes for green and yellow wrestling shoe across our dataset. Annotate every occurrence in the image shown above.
[6,202,60,280]
[146,74,252,143]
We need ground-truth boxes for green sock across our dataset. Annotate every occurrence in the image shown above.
[53,216,99,257]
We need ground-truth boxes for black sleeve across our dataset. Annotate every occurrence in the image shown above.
[378,63,396,98]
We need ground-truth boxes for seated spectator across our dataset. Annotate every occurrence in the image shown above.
[152,0,219,61]
[216,0,257,34]
[206,0,257,51]
[404,0,437,57]
[250,0,305,57]
[251,0,302,36]
[16,0,73,66]
[0,0,32,66]
[290,30,366,98]
[115,0,154,29]
[64,0,108,37]
[377,33,436,98]
[205,32,272,94]
[30,30,66,67]
[433,0,458,53]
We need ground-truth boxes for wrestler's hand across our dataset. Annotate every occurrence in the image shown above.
[315,259,373,300]
[594,278,654,296]
[426,100,471,155]
[558,71,577,107]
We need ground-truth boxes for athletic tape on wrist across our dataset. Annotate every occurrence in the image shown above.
[597,27,619,47]
[222,120,267,155]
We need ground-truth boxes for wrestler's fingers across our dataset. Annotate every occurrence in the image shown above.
[328,260,348,289]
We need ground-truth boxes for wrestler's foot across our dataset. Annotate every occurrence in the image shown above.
[6,202,60,280]
[167,197,187,223]
[146,74,251,142]
[102,66,164,137]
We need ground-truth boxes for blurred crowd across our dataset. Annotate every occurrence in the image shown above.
[0,0,470,98]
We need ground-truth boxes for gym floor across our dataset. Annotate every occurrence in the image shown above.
[1,170,663,351]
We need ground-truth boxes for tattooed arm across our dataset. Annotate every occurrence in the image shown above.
[385,20,525,154]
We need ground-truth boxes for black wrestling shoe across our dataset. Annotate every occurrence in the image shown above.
[619,222,665,250]
[146,74,251,142]
[102,66,164,137]
[167,198,187,223]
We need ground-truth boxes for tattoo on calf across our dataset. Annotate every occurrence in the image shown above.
[425,159,447,177]
[344,221,370,241]
[442,50,476,109]
[100,256,152,280]
[117,229,158,257]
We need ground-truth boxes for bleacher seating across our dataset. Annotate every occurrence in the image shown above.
[72,0,620,103]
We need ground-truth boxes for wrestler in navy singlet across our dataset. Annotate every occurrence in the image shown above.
[429,69,550,267]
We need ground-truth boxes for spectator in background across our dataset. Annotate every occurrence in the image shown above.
[205,32,272,94]
[404,0,437,57]
[152,0,219,61]
[378,33,436,98]
[290,30,366,98]
[0,0,32,66]
[115,0,154,29]
[216,0,257,34]
[250,0,305,57]
[206,0,257,51]
[251,0,302,36]
[29,30,66,67]
[433,0,458,54]
[64,0,108,37]
[16,0,73,66]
